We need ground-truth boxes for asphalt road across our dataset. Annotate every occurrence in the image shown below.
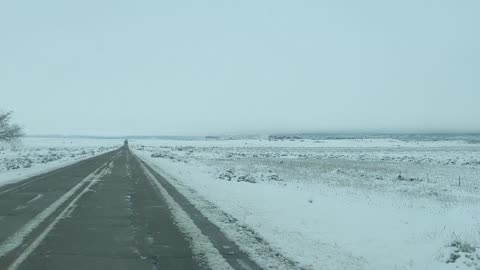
[0,146,263,270]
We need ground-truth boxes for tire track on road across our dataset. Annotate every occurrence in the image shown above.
[0,157,116,269]
[132,150,263,270]
[0,150,117,198]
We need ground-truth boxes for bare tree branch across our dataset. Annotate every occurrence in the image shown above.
[0,111,24,143]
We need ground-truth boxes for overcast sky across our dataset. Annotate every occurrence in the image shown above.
[1,0,479,136]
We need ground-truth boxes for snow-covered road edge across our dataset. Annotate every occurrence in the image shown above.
[131,141,480,270]
[0,149,116,189]
[135,154,235,270]
[132,148,304,270]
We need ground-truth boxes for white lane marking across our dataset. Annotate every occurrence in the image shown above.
[5,164,111,270]
[14,194,44,211]
[0,149,119,197]
[0,160,111,259]
[137,159,234,270]
[0,176,48,196]
[25,194,43,205]
[62,203,77,219]
[237,259,254,270]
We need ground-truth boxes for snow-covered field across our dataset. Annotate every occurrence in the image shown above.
[0,137,120,187]
[2,137,478,269]
[132,138,480,270]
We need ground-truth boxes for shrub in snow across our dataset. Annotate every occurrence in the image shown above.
[217,169,256,183]
[396,172,422,182]
[218,169,235,181]
[0,146,112,173]
[450,240,476,254]
[217,168,282,184]
[151,152,175,159]
[442,238,480,268]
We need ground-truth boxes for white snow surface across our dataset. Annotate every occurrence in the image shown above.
[132,138,480,270]
[0,137,120,188]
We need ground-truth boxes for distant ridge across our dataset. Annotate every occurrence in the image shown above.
[266,133,480,143]
[27,135,204,141]
[27,133,480,144]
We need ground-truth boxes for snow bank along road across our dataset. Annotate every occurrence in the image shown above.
[0,146,263,270]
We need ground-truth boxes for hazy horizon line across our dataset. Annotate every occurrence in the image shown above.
[26,130,480,139]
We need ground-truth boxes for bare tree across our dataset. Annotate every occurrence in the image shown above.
[0,111,24,143]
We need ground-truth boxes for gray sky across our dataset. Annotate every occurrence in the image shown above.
[1,0,479,136]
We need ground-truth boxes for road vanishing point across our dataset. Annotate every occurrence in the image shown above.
[0,146,263,270]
